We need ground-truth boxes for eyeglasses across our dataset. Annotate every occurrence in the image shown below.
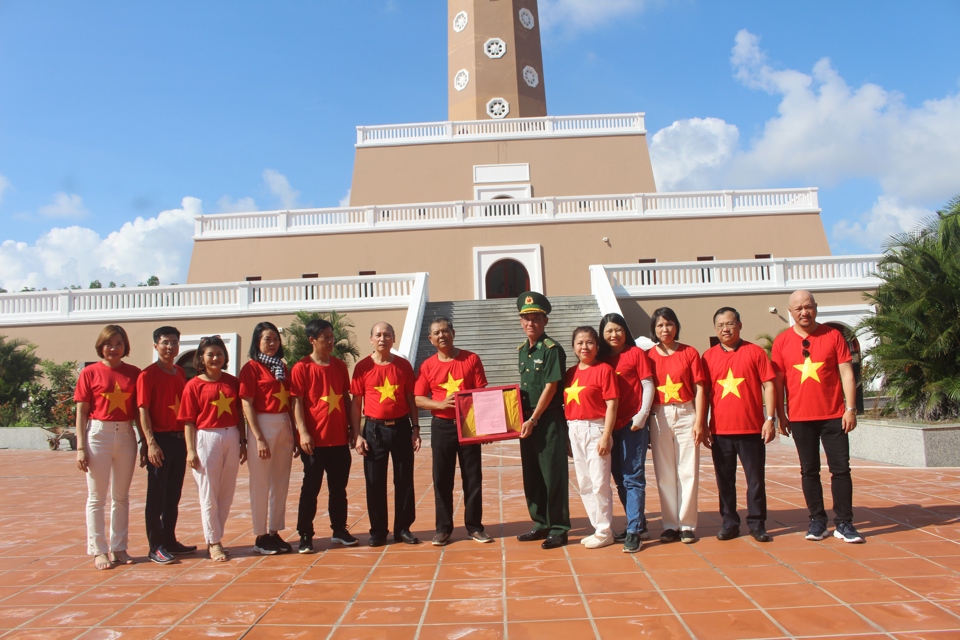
[802,339,810,359]
[715,322,738,329]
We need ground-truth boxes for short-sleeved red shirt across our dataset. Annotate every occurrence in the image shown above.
[415,350,488,420]
[350,355,415,420]
[702,341,775,435]
[290,356,351,447]
[179,373,241,430]
[646,343,706,405]
[601,345,653,429]
[563,362,618,421]
[74,361,141,422]
[239,360,295,414]
[772,324,851,421]
[136,362,187,433]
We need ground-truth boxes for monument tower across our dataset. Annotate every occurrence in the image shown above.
[448,0,547,120]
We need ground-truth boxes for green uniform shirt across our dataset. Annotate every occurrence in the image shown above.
[517,333,566,415]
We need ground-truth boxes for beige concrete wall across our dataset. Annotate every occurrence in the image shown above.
[2,309,406,375]
[349,134,656,206]
[620,289,870,353]
[187,212,831,302]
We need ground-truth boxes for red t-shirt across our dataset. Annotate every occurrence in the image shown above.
[290,356,351,447]
[239,360,295,414]
[415,350,488,420]
[601,345,653,429]
[350,355,415,420]
[136,362,187,433]
[563,362,618,421]
[646,343,706,405]
[772,324,851,421]
[74,361,141,422]
[702,341,775,435]
[179,373,242,430]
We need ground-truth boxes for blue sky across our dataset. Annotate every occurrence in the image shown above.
[1,0,959,291]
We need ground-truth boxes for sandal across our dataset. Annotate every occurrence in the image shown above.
[110,550,135,565]
[94,553,113,570]
[208,542,228,562]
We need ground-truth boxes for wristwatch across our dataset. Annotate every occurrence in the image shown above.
[765,416,775,422]
[845,407,856,413]
[239,438,248,445]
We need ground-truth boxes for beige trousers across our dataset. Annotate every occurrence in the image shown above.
[247,412,294,536]
[569,418,614,539]
[84,420,137,555]
[650,401,700,531]
[192,427,241,545]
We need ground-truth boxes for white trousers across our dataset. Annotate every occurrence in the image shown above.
[192,427,241,545]
[650,402,700,531]
[84,420,137,555]
[569,418,613,539]
[247,412,294,536]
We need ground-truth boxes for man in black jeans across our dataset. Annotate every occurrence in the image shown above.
[772,290,864,544]
[415,317,492,546]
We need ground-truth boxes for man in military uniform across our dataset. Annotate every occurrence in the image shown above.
[516,291,571,549]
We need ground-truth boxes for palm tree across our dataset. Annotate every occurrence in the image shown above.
[284,310,361,368]
[0,336,42,409]
[857,194,960,421]
[755,328,788,357]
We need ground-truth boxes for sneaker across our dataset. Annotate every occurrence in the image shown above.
[332,530,359,547]
[432,532,451,546]
[622,532,642,554]
[165,541,198,555]
[659,529,680,543]
[272,534,293,554]
[469,531,493,544]
[584,535,614,549]
[638,526,651,541]
[580,534,597,546]
[613,530,626,543]
[680,530,696,544]
[254,534,280,555]
[298,535,314,554]
[805,520,828,541]
[833,521,864,544]
[148,546,175,565]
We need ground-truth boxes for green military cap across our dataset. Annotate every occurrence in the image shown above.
[517,291,551,315]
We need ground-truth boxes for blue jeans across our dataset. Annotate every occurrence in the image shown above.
[611,424,649,534]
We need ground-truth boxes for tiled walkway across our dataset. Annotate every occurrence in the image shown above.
[1,441,959,639]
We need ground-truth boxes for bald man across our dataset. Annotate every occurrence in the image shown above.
[772,291,863,544]
[350,322,421,546]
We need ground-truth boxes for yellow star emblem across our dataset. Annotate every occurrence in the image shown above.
[657,374,684,403]
[320,387,343,413]
[102,382,132,415]
[168,394,181,417]
[272,383,290,410]
[374,376,399,403]
[438,372,463,396]
[210,391,235,417]
[716,368,745,399]
[794,357,824,384]
[565,378,586,405]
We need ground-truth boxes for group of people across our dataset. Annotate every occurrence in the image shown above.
[73,287,863,569]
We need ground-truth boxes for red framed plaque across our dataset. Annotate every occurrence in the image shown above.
[454,384,523,444]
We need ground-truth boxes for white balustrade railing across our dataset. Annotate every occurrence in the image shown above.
[604,256,882,298]
[0,274,426,327]
[356,113,646,146]
[194,188,820,240]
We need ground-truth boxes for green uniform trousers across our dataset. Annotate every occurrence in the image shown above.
[519,405,570,535]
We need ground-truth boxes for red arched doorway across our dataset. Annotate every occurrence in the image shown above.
[485,259,530,299]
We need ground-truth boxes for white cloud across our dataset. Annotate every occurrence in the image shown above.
[338,189,352,207]
[650,117,739,191]
[0,197,199,292]
[217,195,257,213]
[38,192,89,218]
[832,196,933,251]
[0,174,10,205]
[263,169,300,209]
[539,0,648,34]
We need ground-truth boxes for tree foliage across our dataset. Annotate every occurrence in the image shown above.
[22,360,78,426]
[284,310,361,369]
[858,195,960,421]
[0,336,42,408]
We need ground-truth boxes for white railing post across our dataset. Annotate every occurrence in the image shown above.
[356,127,365,145]
[278,211,289,234]
[545,198,556,219]
[635,194,644,216]
[366,207,376,228]
[809,187,819,209]
[545,116,555,133]
[445,121,454,139]
[454,202,465,223]
[396,272,429,362]
[59,291,72,318]
[772,259,787,288]
[194,216,204,238]
[237,282,251,311]
[724,191,735,212]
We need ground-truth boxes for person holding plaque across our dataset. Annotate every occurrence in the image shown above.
[415,317,492,546]
[516,292,571,550]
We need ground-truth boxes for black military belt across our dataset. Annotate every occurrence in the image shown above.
[364,417,409,427]
[155,431,185,439]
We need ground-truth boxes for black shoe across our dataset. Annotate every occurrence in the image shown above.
[622,532,642,554]
[254,534,280,555]
[469,531,493,544]
[332,530,359,547]
[717,527,741,541]
[638,526,651,540]
[541,533,568,550]
[750,528,772,543]
[659,529,680,543]
[369,536,387,547]
[165,541,198,555]
[680,530,696,544]
[271,533,293,554]
[148,546,175,565]
[432,532,451,546]
[613,530,626,543]
[298,535,314,554]
[517,528,550,542]
[395,530,420,545]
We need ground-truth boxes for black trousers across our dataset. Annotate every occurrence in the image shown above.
[363,416,416,538]
[144,431,187,552]
[791,418,854,524]
[711,433,767,530]
[296,444,352,537]
[431,417,483,534]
